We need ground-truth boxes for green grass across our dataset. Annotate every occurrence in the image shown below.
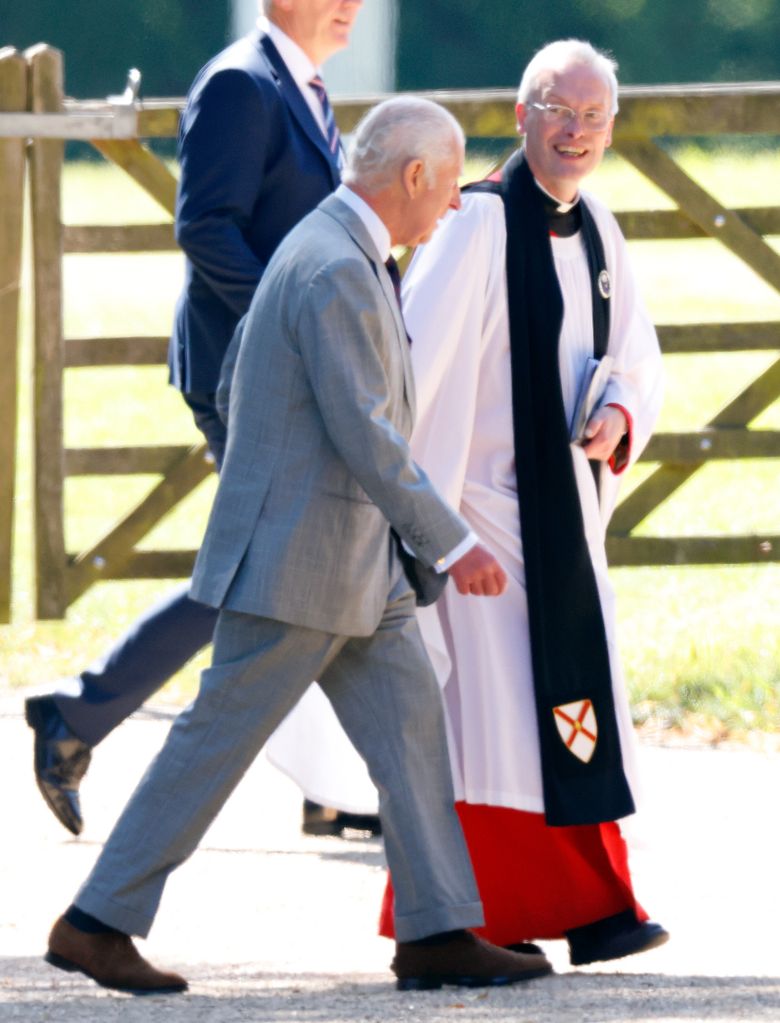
[1,147,779,742]
[615,564,780,740]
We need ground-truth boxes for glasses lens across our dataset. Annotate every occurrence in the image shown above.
[583,110,609,129]
[543,104,608,129]
[545,104,572,122]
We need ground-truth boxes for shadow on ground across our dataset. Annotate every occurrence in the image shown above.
[4,960,779,1022]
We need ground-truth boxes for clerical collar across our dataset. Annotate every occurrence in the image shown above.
[534,179,580,213]
[534,181,582,238]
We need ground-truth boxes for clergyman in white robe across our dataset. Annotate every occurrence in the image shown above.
[378,181,664,948]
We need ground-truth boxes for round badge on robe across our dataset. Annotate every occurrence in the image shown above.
[598,269,611,300]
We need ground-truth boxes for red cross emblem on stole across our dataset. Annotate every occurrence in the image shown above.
[553,699,598,763]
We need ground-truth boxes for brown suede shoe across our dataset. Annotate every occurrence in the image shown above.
[45,916,188,994]
[392,931,553,990]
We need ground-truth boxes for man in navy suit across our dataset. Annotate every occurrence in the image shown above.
[25,0,368,837]
[170,0,351,461]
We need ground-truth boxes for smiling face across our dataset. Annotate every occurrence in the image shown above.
[271,0,363,66]
[516,62,614,202]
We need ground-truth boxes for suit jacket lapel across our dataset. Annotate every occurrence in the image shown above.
[252,30,340,188]
[319,195,416,418]
[377,265,417,419]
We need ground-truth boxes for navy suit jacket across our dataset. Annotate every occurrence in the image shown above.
[169,29,341,394]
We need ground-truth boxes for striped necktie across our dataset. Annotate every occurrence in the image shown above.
[309,75,341,157]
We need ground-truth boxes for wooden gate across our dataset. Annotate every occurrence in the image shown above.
[0,47,777,620]
[6,47,212,619]
[0,50,27,623]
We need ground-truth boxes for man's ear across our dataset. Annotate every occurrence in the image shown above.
[604,117,615,149]
[515,101,528,136]
[401,158,425,198]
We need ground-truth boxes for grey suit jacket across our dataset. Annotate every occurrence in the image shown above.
[191,194,469,637]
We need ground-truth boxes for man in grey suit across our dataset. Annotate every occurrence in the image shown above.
[26,0,372,841]
[43,97,553,995]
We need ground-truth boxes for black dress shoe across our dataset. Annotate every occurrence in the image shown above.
[566,909,670,966]
[301,799,382,837]
[25,695,91,836]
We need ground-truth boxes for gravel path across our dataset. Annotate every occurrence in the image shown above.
[2,689,778,1021]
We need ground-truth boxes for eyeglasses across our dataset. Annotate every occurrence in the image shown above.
[528,102,611,131]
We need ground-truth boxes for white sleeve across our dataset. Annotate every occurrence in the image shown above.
[587,201,665,522]
[596,205,665,467]
[403,193,506,509]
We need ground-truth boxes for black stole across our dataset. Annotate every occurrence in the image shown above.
[469,151,634,826]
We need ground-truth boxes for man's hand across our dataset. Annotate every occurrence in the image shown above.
[449,544,507,596]
[581,405,627,461]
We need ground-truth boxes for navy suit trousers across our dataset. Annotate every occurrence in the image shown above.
[53,393,225,746]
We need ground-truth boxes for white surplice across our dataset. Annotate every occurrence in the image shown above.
[404,188,664,814]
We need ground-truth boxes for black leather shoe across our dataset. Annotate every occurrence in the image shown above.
[302,799,382,837]
[566,910,669,966]
[504,942,545,956]
[25,695,91,836]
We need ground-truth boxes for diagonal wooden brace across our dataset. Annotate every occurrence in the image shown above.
[65,442,215,605]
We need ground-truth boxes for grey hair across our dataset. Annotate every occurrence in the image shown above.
[343,96,464,192]
[260,0,273,14]
[517,39,619,116]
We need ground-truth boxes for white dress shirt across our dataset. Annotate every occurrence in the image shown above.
[258,16,329,138]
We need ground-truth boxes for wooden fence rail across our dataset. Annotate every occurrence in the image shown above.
[0,45,778,619]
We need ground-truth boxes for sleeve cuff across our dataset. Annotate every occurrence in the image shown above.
[434,531,480,573]
[606,402,633,474]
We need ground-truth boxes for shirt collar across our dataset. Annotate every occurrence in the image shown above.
[258,16,320,93]
[333,184,392,262]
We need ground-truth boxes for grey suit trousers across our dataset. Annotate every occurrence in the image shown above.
[74,563,484,942]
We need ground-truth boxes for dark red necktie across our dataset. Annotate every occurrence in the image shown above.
[385,255,402,304]
[385,256,412,345]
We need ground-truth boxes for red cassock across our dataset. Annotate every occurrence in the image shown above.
[379,804,647,944]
